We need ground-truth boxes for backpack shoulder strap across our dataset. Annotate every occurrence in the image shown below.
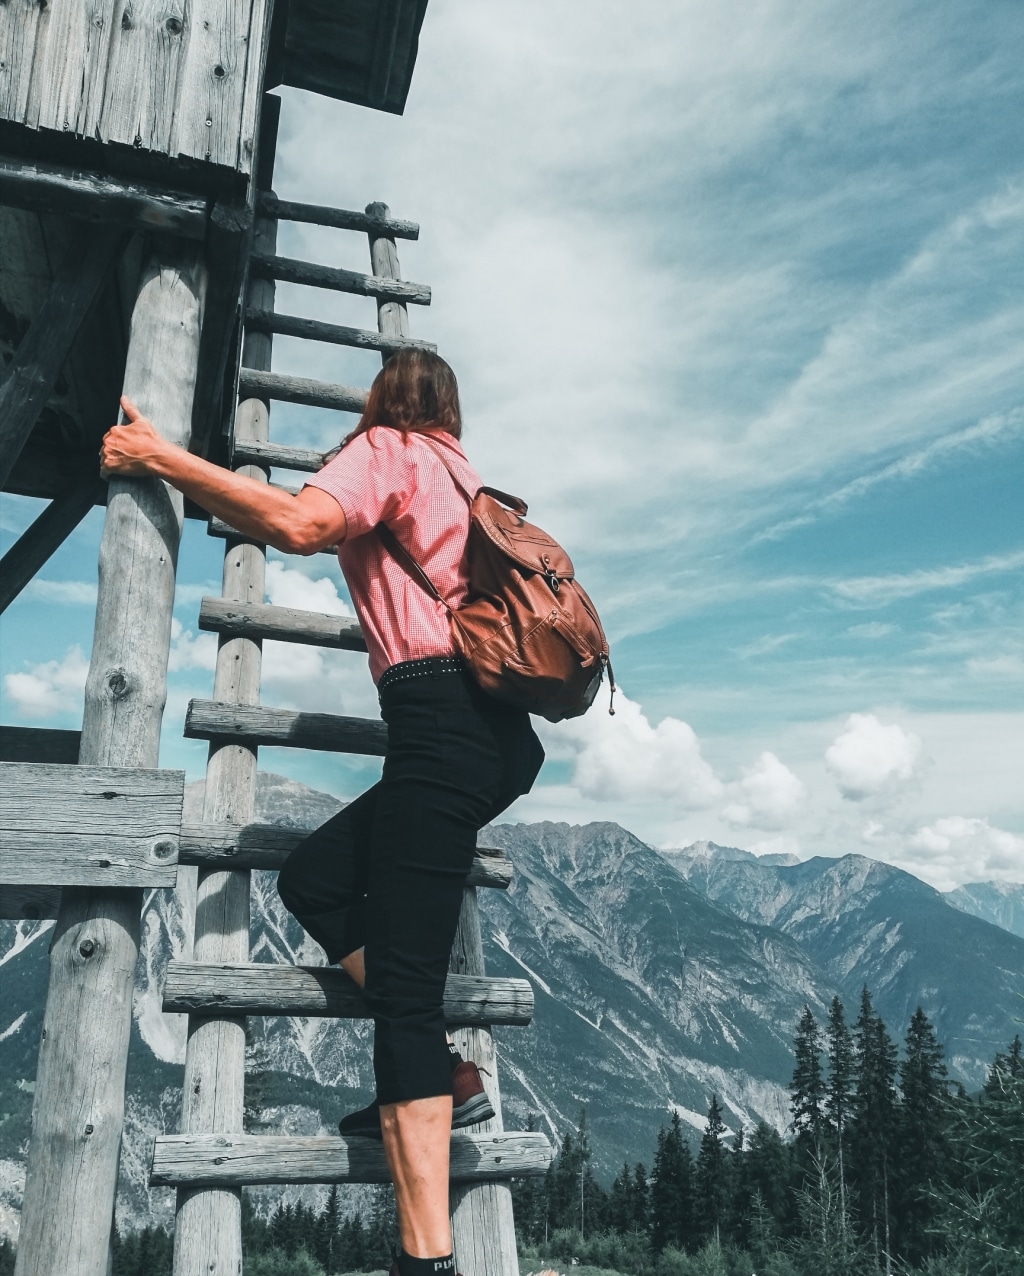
[375,521,448,609]
[421,436,529,517]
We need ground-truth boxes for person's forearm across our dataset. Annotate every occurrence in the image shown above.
[150,444,323,553]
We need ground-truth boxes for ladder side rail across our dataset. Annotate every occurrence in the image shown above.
[15,239,206,1276]
[171,209,277,1276]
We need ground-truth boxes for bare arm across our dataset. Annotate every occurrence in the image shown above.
[99,397,347,555]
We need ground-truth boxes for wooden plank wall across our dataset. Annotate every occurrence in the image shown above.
[0,0,271,175]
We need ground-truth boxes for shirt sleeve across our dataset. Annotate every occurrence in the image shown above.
[303,429,413,539]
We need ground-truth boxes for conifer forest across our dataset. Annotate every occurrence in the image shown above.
[5,989,1017,1276]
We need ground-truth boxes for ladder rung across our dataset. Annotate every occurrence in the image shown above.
[150,1131,552,1188]
[206,516,336,553]
[231,439,325,474]
[163,963,533,1024]
[199,597,367,651]
[185,700,387,756]
[250,252,431,305]
[246,308,435,355]
[238,368,368,413]
[257,193,420,241]
[178,821,513,888]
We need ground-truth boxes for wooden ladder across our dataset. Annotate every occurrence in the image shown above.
[153,175,550,1274]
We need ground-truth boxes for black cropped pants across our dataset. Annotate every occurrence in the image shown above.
[277,663,544,1105]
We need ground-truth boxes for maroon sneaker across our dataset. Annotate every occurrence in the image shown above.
[452,1059,496,1128]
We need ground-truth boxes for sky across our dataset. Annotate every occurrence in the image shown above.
[2,0,1023,892]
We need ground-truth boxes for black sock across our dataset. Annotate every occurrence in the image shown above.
[398,1252,455,1276]
[447,1040,462,1070]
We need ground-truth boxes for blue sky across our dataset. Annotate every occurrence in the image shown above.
[2,0,1023,890]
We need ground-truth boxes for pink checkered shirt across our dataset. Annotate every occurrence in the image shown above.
[304,427,483,683]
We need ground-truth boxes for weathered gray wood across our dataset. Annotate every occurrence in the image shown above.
[96,0,189,155]
[0,482,102,615]
[171,0,257,169]
[27,0,114,136]
[198,596,367,651]
[245,307,435,355]
[0,225,125,490]
[0,0,43,123]
[184,699,387,756]
[16,241,206,1276]
[366,200,410,349]
[0,157,207,238]
[0,726,81,764]
[236,8,276,176]
[257,193,419,239]
[230,437,324,472]
[237,367,368,413]
[162,963,533,1024]
[177,820,513,888]
[151,1131,552,1188]
[173,206,277,1276]
[448,889,524,1273]
[0,885,59,922]
[250,252,431,304]
[0,762,182,887]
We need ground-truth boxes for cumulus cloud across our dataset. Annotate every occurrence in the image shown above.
[167,618,218,673]
[723,751,804,829]
[25,579,97,605]
[3,645,89,718]
[542,692,722,809]
[904,817,1024,890]
[266,561,354,616]
[825,713,924,801]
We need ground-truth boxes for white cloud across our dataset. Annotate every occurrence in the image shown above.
[541,692,722,810]
[724,751,804,830]
[3,645,89,718]
[903,817,1024,891]
[825,712,924,801]
[167,618,218,674]
[829,550,1024,607]
[266,561,354,617]
[25,579,97,605]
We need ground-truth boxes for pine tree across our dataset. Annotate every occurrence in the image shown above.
[824,994,855,1231]
[740,1121,791,1244]
[694,1095,729,1247]
[789,1006,826,1165]
[650,1111,694,1251]
[849,987,897,1273]
[892,1006,949,1264]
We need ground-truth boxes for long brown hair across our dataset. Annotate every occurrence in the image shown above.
[323,349,462,463]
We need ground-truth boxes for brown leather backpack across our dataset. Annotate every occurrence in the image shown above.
[377,449,614,722]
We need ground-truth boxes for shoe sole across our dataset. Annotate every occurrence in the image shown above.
[339,1092,496,1140]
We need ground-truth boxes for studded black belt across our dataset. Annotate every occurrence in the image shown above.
[377,655,467,697]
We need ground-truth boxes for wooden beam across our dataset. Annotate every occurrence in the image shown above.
[257,193,419,240]
[0,482,103,615]
[0,885,59,922]
[449,888,521,1272]
[150,1131,552,1188]
[0,156,207,239]
[0,225,126,490]
[184,699,387,756]
[237,367,368,413]
[250,252,431,304]
[0,726,81,764]
[162,963,533,1024]
[0,762,182,888]
[177,820,513,888]
[245,307,435,355]
[230,438,325,473]
[16,241,206,1276]
[366,200,411,351]
[198,597,366,651]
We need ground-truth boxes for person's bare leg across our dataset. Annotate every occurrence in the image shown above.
[380,1096,454,1257]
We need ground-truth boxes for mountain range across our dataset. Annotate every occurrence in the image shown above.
[1,776,1022,1240]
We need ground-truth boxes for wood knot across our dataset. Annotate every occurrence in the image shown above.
[79,938,96,958]
[213,64,226,78]
[152,840,175,860]
[84,1124,94,1136]
[107,670,129,699]
[165,15,182,34]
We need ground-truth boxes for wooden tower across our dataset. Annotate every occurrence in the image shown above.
[0,3,551,1274]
